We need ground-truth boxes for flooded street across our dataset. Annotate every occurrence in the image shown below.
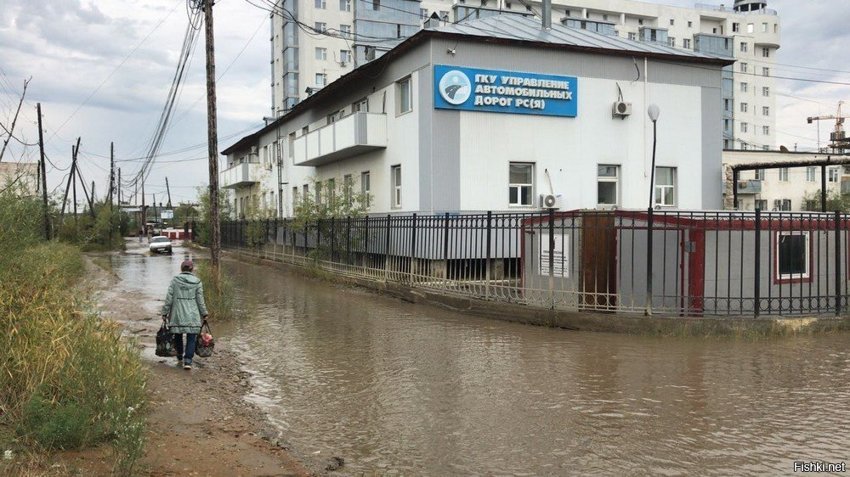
[111,248,850,475]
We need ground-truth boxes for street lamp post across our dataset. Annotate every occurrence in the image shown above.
[647,104,660,208]
[646,104,660,316]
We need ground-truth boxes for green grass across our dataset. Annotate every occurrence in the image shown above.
[195,261,237,321]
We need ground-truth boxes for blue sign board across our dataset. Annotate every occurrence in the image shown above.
[433,65,577,117]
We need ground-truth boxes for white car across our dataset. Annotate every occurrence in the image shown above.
[149,236,173,254]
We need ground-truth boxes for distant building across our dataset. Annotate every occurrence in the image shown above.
[270,0,779,151]
[226,15,732,217]
[722,150,850,211]
[0,162,39,196]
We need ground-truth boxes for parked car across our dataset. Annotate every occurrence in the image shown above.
[149,236,173,254]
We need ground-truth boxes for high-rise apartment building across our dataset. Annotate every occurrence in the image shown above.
[270,0,779,150]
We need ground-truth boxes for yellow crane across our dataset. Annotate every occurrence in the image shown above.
[807,101,848,152]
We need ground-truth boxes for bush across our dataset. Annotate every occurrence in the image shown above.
[195,261,236,321]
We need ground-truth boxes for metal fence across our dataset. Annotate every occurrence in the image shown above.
[220,209,850,318]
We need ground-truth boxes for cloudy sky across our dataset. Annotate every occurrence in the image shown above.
[1,0,849,205]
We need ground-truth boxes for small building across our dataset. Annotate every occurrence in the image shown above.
[222,15,733,217]
[722,150,850,211]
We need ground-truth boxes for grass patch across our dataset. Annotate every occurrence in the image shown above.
[0,243,147,475]
[195,261,237,321]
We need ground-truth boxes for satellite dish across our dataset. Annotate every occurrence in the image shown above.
[779,145,789,152]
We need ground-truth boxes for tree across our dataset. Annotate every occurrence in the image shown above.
[801,189,850,212]
[292,177,370,261]
[195,186,231,247]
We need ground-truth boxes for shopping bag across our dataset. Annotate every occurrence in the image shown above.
[155,321,177,357]
[195,320,214,358]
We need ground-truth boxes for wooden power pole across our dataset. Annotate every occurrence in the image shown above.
[203,0,222,273]
[37,103,49,240]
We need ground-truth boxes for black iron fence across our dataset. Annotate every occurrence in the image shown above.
[220,209,850,318]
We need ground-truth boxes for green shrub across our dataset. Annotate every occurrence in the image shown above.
[195,261,236,321]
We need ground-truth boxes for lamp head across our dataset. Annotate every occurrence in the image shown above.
[647,104,660,122]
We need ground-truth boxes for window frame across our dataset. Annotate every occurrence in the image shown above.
[596,164,620,208]
[774,231,812,284]
[654,166,676,207]
[339,0,351,11]
[390,165,402,209]
[397,76,412,115]
[315,47,327,61]
[361,171,371,207]
[508,162,534,207]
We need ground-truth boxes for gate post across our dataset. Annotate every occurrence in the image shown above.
[754,208,761,317]
[486,211,492,299]
[548,208,555,310]
[384,215,391,282]
[835,210,842,316]
[410,213,418,283]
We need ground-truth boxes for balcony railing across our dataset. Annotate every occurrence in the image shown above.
[220,161,262,189]
[293,112,387,167]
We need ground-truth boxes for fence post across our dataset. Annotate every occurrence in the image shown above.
[346,216,351,265]
[317,219,322,261]
[364,216,370,271]
[486,211,492,300]
[835,210,842,316]
[443,212,450,282]
[754,208,761,318]
[548,208,555,309]
[330,217,335,263]
[645,207,653,316]
[384,215,392,282]
[410,213,418,283]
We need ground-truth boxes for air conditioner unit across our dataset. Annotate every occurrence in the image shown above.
[539,193,562,209]
[612,101,632,118]
[364,48,376,61]
[339,61,347,67]
[249,146,259,155]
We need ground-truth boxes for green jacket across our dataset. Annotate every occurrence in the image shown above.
[161,272,208,334]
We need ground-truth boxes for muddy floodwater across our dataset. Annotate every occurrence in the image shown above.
[112,249,850,475]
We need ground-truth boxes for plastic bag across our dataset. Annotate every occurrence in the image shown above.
[195,320,214,358]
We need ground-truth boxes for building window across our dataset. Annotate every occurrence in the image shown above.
[339,0,351,10]
[763,125,770,136]
[740,122,748,133]
[315,181,323,204]
[683,38,691,49]
[740,102,748,113]
[762,47,770,58]
[669,19,674,26]
[762,22,768,32]
[353,97,368,112]
[732,22,739,32]
[509,162,534,207]
[724,99,731,112]
[314,22,327,33]
[597,165,619,207]
[776,232,810,282]
[372,0,380,10]
[779,168,788,181]
[397,76,412,114]
[315,0,326,8]
[747,23,754,33]
[740,41,748,53]
[315,47,327,60]
[340,50,351,64]
[756,199,767,210]
[741,82,748,93]
[315,73,326,86]
[420,7,428,17]
[638,19,643,26]
[763,106,770,116]
[806,167,816,182]
[668,37,675,47]
[740,62,748,73]
[340,24,351,37]
[303,184,309,201]
[628,32,636,41]
[655,167,676,207]
[361,171,371,207]
[326,178,335,204]
[762,67,770,77]
[293,186,299,205]
[829,167,840,183]
[390,165,401,208]
[687,20,692,27]
[762,86,770,97]
[343,174,353,205]
[755,169,765,181]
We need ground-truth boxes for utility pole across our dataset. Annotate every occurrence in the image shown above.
[165,177,173,209]
[73,141,79,225]
[37,103,49,240]
[109,142,115,244]
[203,0,222,274]
[118,168,122,205]
[142,178,146,233]
[59,138,80,221]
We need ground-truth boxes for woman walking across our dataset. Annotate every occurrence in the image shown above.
[162,259,208,369]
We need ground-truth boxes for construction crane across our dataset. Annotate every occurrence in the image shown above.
[807,101,849,152]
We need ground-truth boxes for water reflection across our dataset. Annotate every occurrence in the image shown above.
[112,253,850,475]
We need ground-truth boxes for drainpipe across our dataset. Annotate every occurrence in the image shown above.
[542,0,552,29]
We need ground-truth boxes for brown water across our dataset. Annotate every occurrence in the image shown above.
[112,249,850,475]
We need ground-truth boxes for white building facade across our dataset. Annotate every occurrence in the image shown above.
[723,150,847,211]
[225,16,731,217]
[269,0,778,151]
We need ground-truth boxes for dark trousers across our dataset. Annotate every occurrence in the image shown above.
[173,333,198,362]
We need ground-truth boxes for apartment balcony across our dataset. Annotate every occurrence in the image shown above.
[736,179,762,194]
[293,112,387,167]
[220,161,262,189]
